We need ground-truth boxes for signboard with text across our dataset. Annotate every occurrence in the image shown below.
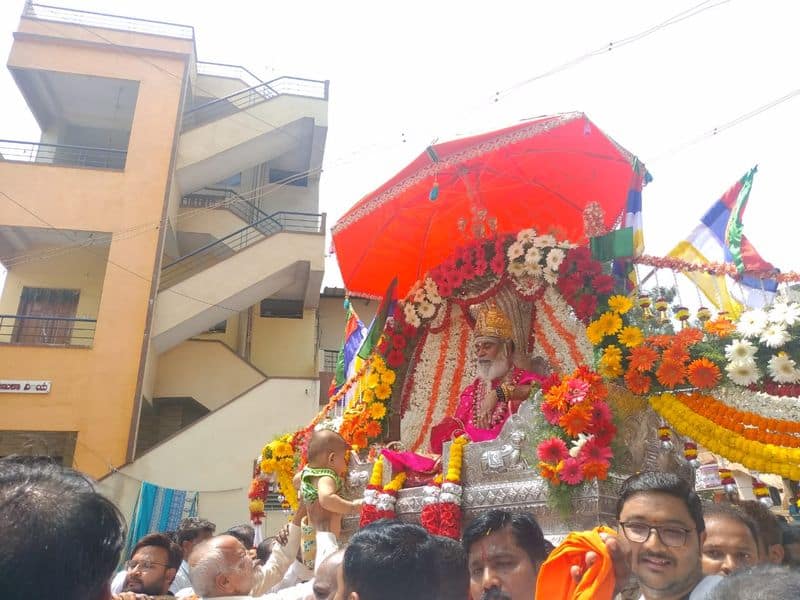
[0,380,51,394]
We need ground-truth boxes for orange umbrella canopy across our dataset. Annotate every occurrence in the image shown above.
[332,112,642,298]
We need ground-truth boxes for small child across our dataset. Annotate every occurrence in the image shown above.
[299,429,362,538]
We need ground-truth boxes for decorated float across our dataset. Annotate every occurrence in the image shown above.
[249,113,800,541]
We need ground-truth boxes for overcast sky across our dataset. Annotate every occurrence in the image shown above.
[1,0,798,291]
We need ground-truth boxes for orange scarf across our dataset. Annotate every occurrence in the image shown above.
[535,526,617,600]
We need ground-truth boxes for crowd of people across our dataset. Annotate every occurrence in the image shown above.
[3,456,800,599]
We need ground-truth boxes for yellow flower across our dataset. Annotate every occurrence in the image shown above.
[381,369,397,385]
[599,361,623,379]
[366,372,380,389]
[618,326,644,348]
[601,344,623,365]
[372,355,386,371]
[368,402,387,420]
[608,295,634,314]
[586,321,605,345]
[275,442,294,457]
[375,382,393,401]
[361,389,376,404]
[596,312,623,336]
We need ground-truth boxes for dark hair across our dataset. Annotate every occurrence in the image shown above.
[433,535,468,600]
[462,509,548,565]
[616,471,705,534]
[737,500,782,551]
[176,516,216,546]
[782,524,800,545]
[225,523,255,549]
[707,564,800,599]
[343,520,439,600]
[703,503,761,554]
[132,532,183,570]
[0,456,126,600]
[256,537,274,563]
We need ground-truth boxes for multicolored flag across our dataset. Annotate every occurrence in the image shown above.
[667,166,778,316]
[329,298,367,399]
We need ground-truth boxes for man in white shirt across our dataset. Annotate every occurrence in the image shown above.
[188,534,256,599]
[171,518,217,594]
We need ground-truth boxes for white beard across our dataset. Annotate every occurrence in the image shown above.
[477,349,511,384]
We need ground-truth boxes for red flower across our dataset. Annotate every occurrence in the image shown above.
[557,274,583,299]
[577,437,613,464]
[592,422,617,447]
[559,457,584,485]
[391,334,407,350]
[377,339,389,355]
[420,503,441,536]
[402,323,418,338]
[386,349,405,368]
[541,373,562,393]
[428,266,445,285]
[537,437,569,463]
[574,295,598,321]
[438,281,453,297]
[450,270,465,289]
[624,369,653,395]
[628,345,659,372]
[474,260,488,276]
[589,401,613,427]
[438,503,462,539]
[490,255,505,276]
[541,401,561,425]
[568,247,591,263]
[360,503,380,528]
[583,261,602,278]
[591,274,615,294]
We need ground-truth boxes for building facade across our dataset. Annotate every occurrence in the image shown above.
[0,3,328,530]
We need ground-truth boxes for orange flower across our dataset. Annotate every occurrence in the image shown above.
[687,358,721,389]
[539,461,562,485]
[628,345,659,372]
[559,404,592,437]
[544,381,570,412]
[581,459,610,480]
[675,328,704,347]
[662,345,690,365]
[656,359,687,388]
[646,334,674,349]
[365,420,383,438]
[625,369,653,395]
[352,430,369,450]
[704,318,735,338]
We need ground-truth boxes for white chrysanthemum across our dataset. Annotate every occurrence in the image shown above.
[533,233,557,248]
[413,287,426,303]
[543,268,558,285]
[725,360,761,386]
[546,248,566,271]
[508,261,527,278]
[736,309,769,339]
[403,302,421,327]
[417,301,436,319]
[517,228,537,244]
[507,241,525,261]
[524,247,542,265]
[760,323,791,348]
[769,302,800,327]
[423,278,442,305]
[524,262,543,277]
[725,339,757,361]
[767,353,800,384]
[569,433,592,458]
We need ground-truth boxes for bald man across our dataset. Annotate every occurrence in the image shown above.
[188,535,256,599]
[310,549,344,600]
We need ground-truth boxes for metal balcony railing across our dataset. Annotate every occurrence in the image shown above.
[160,211,325,289]
[0,139,127,170]
[22,2,194,39]
[196,61,263,88]
[181,77,329,131]
[181,188,274,236]
[0,314,97,347]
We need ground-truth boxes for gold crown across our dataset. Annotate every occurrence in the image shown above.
[475,302,513,340]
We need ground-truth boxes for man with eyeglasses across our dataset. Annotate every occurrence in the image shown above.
[122,532,183,596]
[615,472,722,600]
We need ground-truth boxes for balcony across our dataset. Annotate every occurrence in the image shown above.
[0,314,97,347]
[0,139,126,170]
[182,77,329,131]
[22,2,194,39]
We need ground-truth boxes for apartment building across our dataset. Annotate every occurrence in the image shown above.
[0,2,328,529]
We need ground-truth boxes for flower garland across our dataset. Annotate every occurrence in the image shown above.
[420,435,468,539]
[248,476,270,525]
[339,355,397,451]
[649,392,800,480]
[258,434,299,511]
[534,368,616,510]
[360,456,383,527]
[633,254,800,283]
[375,471,407,520]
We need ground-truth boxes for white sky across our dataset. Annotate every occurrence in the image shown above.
[0,0,798,291]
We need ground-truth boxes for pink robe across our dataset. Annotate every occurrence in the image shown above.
[454,367,542,442]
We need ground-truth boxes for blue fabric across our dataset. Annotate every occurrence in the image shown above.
[124,481,198,560]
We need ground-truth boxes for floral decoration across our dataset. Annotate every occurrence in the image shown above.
[258,434,299,511]
[248,476,270,525]
[339,356,397,450]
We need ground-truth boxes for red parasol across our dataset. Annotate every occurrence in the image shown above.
[332,112,644,298]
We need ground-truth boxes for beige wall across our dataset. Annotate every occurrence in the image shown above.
[154,339,264,411]
[250,309,318,378]
[317,296,378,354]
[195,74,249,100]
[98,377,320,533]
[193,311,241,352]
[175,206,251,242]
[257,180,320,216]
[0,244,109,321]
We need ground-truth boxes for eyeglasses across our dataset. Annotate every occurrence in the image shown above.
[125,559,169,572]
[619,522,694,548]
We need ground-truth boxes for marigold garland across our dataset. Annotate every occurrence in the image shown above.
[649,392,800,480]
